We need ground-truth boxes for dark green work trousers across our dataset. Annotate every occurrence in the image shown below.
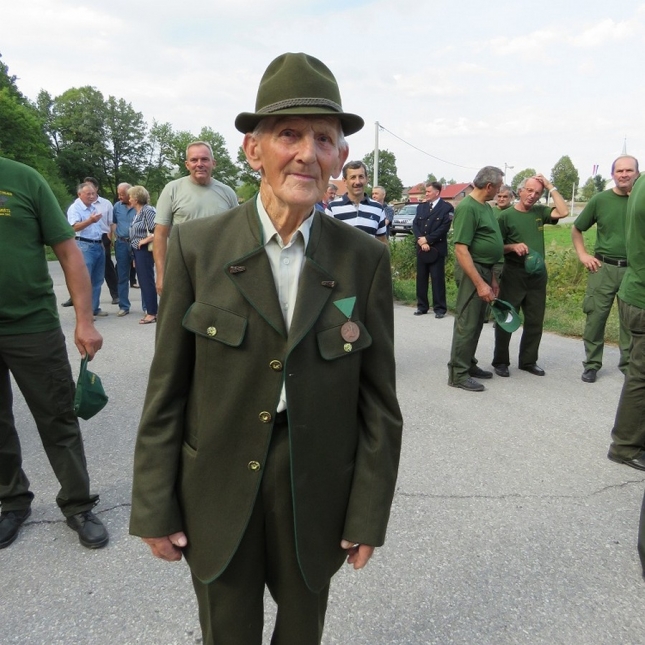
[493,264,547,369]
[448,262,493,385]
[0,327,97,516]
[191,416,334,645]
[609,299,645,460]
[582,262,630,372]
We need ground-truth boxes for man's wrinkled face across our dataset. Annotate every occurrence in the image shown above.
[325,185,337,202]
[518,179,544,209]
[117,186,130,204]
[185,145,215,185]
[372,187,385,204]
[425,186,440,202]
[612,158,638,195]
[496,190,512,209]
[345,167,367,201]
[243,116,346,212]
[78,186,98,207]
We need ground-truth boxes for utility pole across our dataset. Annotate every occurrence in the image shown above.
[373,121,380,187]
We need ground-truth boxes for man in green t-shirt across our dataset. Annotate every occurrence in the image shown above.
[0,157,108,550]
[492,174,569,377]
[608,173,645,474]
[572,156,639,383]
[492,185,514,216]
[448,166,505,392]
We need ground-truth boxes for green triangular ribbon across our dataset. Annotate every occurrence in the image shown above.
[334,297,356,319]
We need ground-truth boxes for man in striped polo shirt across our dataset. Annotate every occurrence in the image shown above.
[327,161,387,243]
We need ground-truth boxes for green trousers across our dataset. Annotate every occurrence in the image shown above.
[0,328,98,516]
[191,416,333,645]
[609,299,645,460]
[448,263,493,385]
[582,262,630,372]
[492,264,547,369]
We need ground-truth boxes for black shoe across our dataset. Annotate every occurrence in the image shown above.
[519,364,545,376]
[0,508,31,549]
[66,510,109,549]
[450,377,485,392]
[494,365,510,377]
[61,298,73,307]
[581,369,597,383]
[469,366,493,379]
[413,310,428,316]
[607,451,645,472]
[111,297,119,305]
[435,313,445,319]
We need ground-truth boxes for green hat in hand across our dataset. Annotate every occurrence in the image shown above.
[490,299,522,333]
[524,249,546,276]
[74,356,108,420]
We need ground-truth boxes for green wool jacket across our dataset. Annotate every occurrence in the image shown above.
[129,200,403,592]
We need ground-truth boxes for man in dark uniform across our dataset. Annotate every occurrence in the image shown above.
[412,181,454,318]
[492,174,568,377]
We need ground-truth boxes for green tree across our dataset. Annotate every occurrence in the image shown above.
[142,120,176,200]
[426,173,437,183]
[593,175,607,193]
[235,145,260,201]
[580,177,596,201]
[362,149,404,201]
[550,155,579,200]
[511,168,536,192]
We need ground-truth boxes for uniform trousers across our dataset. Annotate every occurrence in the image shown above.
[448,262,493,385]
[0,327,98,516]
[190,416,332,645]
[609,299,645,460]
[492,264,547,369]
[416,252,447,315]
[582,262,630,372]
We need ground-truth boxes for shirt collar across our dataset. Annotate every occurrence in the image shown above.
[256,194,313,250]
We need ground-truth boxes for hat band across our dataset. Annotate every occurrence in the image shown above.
[257,97,342,115]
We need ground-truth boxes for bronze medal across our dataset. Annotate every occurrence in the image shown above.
[341,321,360,342]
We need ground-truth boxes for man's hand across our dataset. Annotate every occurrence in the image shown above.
[512,243,529,256]
[75,320,103,359]
[476,280,496,303]
[341,539,375,570]
[533,173,554,191]
[580,252,602,272]
[142,532,188,561]
[89,212,102,224]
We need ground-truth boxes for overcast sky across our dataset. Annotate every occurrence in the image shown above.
[3,0,643,188]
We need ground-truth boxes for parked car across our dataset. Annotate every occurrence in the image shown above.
[390,204,418,235]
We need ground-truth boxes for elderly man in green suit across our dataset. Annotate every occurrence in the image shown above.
[129,53,403,645]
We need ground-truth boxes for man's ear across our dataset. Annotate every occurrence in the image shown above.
[331,145,349,179]
[212,159,218,170]
[242,133,263,172]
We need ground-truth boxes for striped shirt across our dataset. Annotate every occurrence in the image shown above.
[326,193,387,237]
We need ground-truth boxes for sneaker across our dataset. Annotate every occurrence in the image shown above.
[66,510,109,549]
[117,309,129,317]
[94,310,109,317]
[0,508,31,549]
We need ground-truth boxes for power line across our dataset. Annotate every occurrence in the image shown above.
[378,124,480,171]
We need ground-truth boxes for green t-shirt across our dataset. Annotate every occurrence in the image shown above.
[491,204,512,218]
[618,175,645,309]
[574,189,628,259]
[0,157,74,335]
[498,204,557,267]
[452,195,504,265]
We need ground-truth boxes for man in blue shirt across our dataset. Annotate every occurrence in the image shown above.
[67,182,106,318]
[113,183,137,316]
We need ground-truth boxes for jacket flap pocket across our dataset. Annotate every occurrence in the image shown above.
[182,302,247,346]
[317,322,372,360]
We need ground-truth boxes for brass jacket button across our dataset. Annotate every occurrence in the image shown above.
[269,360,283,371]
[248,461,261,471]
[259,411,272,423]
[206,326,217,337]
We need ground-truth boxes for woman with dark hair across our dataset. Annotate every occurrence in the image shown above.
[128,186,158,324]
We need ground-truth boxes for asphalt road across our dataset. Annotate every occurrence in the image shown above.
[2,262,644,645]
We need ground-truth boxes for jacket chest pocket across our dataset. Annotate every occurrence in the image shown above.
[316,321,372,360]
[182,302,247,346]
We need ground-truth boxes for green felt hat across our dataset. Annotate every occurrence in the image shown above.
[490,299,522,333]
[74,356,108,420]
[524,249,546,276]
[235,52,364,136]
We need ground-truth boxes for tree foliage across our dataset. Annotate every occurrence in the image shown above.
[362,149,404,201]
[580,177,596,202]
[511,168,536,192]
[593,175,607,193]
[550,155,580,201]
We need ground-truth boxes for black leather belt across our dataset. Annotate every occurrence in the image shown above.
[75,236,102,244]
[595,253,628,267]
[117,236,131,242]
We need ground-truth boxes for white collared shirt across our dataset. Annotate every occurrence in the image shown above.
[256,195,314,411]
